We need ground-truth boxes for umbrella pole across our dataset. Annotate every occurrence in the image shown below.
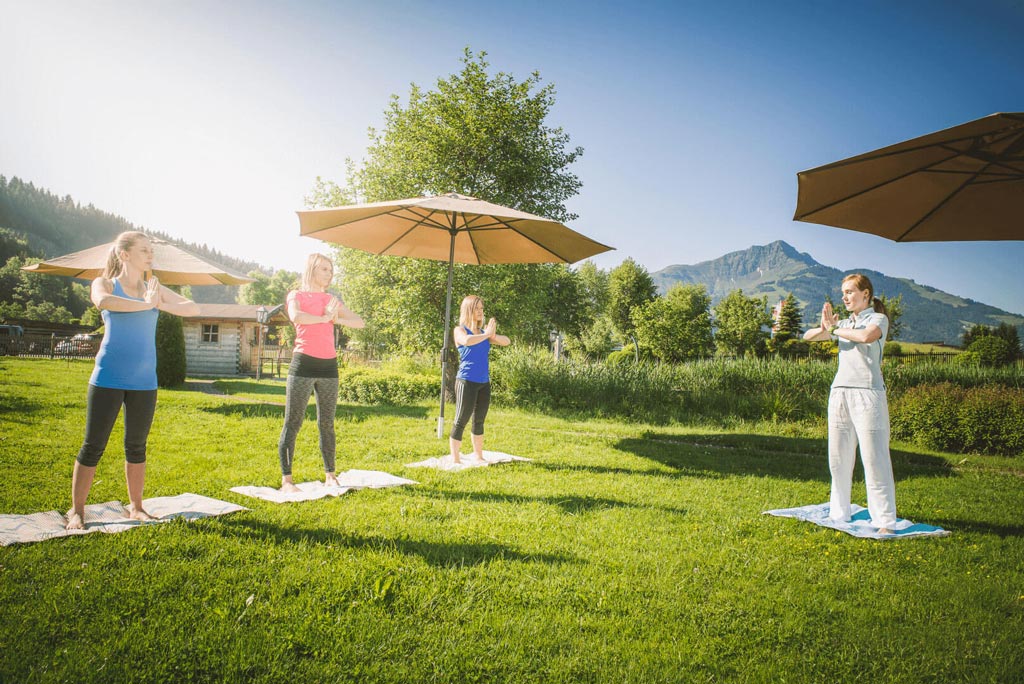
[437,227,457,439]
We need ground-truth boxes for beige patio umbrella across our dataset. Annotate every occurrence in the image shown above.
[794,112,1024,241]
[297,192,614,437]
[21,236,255,285]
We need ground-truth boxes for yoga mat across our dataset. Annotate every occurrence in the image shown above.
[0,494,248,546]
[405,450,532,471]
[763,503,950,539]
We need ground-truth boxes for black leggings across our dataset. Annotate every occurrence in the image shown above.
[450,379,490,441]
[76,385,158,467]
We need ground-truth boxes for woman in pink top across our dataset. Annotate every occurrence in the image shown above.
[278,254,364,493]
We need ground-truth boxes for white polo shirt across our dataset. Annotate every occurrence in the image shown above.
[832,307,889,390]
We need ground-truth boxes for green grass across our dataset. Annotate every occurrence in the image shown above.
[1,357,1022,683]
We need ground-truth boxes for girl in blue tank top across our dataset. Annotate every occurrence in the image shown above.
[449,295,510,464]
[66,232,199,531]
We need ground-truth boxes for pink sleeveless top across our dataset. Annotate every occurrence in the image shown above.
[288,290,336,359]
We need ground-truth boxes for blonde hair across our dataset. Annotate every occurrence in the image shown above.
[301,253,333,291]
[103,231,151,279]
[458,295,484,331]
[842,273,888,318]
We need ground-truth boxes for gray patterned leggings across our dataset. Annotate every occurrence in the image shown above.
[278,374,338,476]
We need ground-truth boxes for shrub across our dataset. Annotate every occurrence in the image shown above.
[967,335,1016,367]
[337,367,437,405]
[778,339,810,359]
[891,382,1024,455]
[607,344,638,366]
[885,342,903,356]
[156,311,186,388]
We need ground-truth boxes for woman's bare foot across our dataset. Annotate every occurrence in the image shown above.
[127,504,157,522]
[66,510,85,530]
[472,453,486,463]
[877,527,893,535]
[280,477,300,493]
[325,474,340,488]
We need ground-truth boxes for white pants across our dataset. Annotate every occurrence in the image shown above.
[827,387,897,528]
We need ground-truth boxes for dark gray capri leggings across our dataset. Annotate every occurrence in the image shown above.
[450,379,491,441]
[76,385,158,467]
[278,374,338,476]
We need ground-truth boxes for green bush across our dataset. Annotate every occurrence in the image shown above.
[156,311,186,388]
[607,344,638,366]
[885,342,903,356]
[337,366,437,405]
[967,335,1016,367]
[891,382,1024,456]
[778,339,810,358]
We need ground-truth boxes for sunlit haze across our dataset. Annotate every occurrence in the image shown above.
[2,0,1022,313]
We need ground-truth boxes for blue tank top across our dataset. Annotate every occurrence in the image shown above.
[90,279,159,390]
[456,325,490,383]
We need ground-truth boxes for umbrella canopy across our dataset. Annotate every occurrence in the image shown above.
[297,192,612,264]
[297,192,614,437]
[794,112,1024,241]
[21,236,255,285]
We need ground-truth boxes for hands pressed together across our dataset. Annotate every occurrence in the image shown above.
[820,301,839,331]
[143,277,162,308]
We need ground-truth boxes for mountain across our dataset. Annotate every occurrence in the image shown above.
[651,240,1024,345]
[0,175,268,304]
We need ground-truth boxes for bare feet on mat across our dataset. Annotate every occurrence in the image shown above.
[280,478,300,493]
[877,528,893,535]
[66,510,85,530]
[472,454,486,463]
[127,505,157,522]
[325,474,340,488]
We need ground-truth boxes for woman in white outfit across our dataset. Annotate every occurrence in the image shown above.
[804,273,896,534]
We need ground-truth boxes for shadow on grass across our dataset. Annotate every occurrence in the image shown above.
[613,432,954,483]
[213,517,575,567]
[0,394,43,422]
[923,517,1024,538]
[406,487,688,517]
[202,403,431,422]
[213,379,287,397]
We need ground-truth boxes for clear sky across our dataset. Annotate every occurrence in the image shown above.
[2,0,1023,313]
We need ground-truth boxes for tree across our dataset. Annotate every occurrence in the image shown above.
[877,293,903,341]
[312,48,586,355]
[155,311,187,387]
[238,269,298,307]
[633,284,714,362]
[607,258,657,340]
[769,292,803,350]
[714,289,771,357]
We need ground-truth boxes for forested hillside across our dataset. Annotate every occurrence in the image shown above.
[0,175,268,309]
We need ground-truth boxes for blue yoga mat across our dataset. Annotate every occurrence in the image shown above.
[763,503,950,539]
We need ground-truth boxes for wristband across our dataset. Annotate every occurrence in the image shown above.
[828,325,839,335]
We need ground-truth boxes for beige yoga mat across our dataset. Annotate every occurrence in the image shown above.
[230,469,418,503]
[0,494,248,546]
[405,450,532,471]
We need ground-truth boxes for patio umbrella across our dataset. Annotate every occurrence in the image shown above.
[297,192,613,437]
[794,112,1024,241]
[21,236,255,285]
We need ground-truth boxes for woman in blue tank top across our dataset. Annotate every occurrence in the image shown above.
[449,295,510,464]
[66,231,199,530]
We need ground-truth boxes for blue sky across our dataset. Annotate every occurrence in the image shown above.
[2,0,1022,313]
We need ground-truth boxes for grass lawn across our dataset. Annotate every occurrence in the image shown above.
[1,357,1022,683]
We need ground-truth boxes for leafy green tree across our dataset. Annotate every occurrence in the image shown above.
[607,258,657,340]
[0,256,91,323]
[311,48,587,355]
[877,293,903,341]
[714,289,771,357]
[967,335,1015,367]
[238,269,299,307]
[633,284,713,362]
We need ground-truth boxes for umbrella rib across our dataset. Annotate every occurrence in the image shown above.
[485,216,571,262]
[895,161,996,241]
[807,123,1024,172]
[796,152,961,219]
[376,211,443,254]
